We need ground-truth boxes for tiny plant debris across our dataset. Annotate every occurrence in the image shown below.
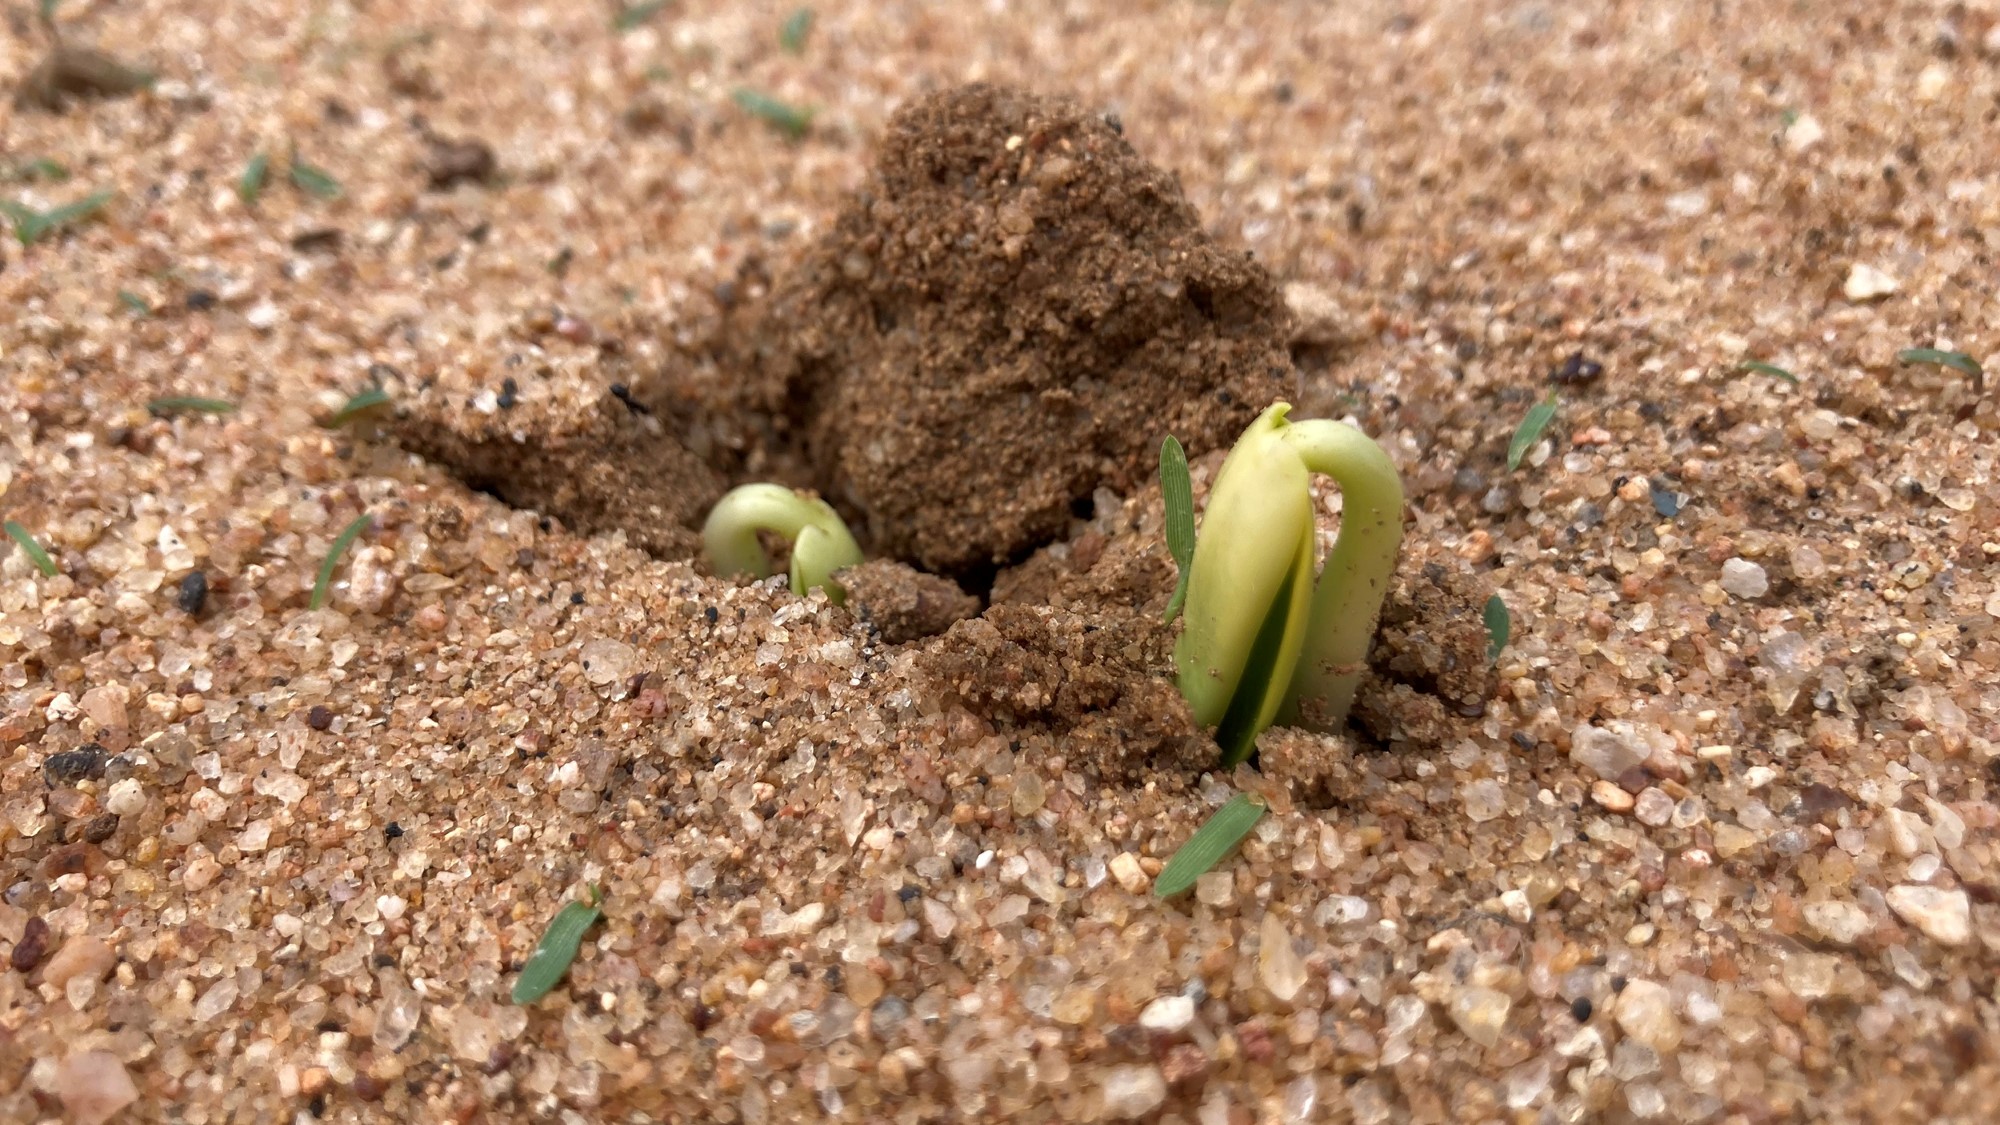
[1483,594,1509,665]
[1506,391,1560,473]
[1737,360,1799,386]
[237,153,269,206]
[117,289,149,317]
[0,188,113,246]
[1158,434,1196,622]
[287,148,341,200]
[4,521,59,577]
[780,7,815,53]
[146,396,236,417]
[703,484,863,604]
[1172,402,1404,766]
[732,88,812,140]
[311,514,373,610]
[613,1,669,32]
[326,387,391,428]
[1155,792,1267,898]
[1897,348,1985,393]
[512,886,604,1005]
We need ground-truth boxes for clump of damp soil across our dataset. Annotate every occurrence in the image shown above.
[387,385,723,560]
[742,82,1292,580]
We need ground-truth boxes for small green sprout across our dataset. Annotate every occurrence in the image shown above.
[311,514,373,610]
[731,88,813,140]
[779,8,814,53]
[512,885,604,1004]
[147,395,236,417]
[1506,391,1560,473]
[326,387,391,428]
[1483,594,1509,665]
[287,148,341,200]
[1172,402,1404,766]
[1154,792,1267,898]
[1897,348,1984,393]
[702,484,863,604]
[1,189,114,246]
[1737,360,1799,386]
[237,152,270,206]
[5,521,60,577]
[1158,435,1195,622]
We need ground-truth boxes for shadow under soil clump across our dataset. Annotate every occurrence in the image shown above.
[740,82,1291,581]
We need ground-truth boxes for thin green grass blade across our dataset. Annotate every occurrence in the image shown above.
[1506,392,1560,473]
[1154,793,1267,898]
[288,152,342,200]
[731,88,813,139]
[1897,348,1984,391]
[326,387,391,427]
[147,396,236,416]
[237,153,269,205]
[1159,434,1195,622]
[1737,360,1798,385]
[4,521,59,577]
[614,0,669,31]
[511,888,605,1004]
[1483,593,1509,665]
[1212,558,1303,768]
[779,8,814,53]
[311,514,372,610]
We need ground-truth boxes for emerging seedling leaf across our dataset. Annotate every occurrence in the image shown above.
[1155,792,1267,898]
[703,484,863,604]
[4,521,59,577]
[1,189,113,246]
[1897,348,1984,393]
[147,396,236,417]
[780,7,814,53]
[237,153,269,206]
[512,886,604,1004]
[312,514,373,610]
[1507,392,1560,472]
[1737,360,1799,386]
[1158,435,1195,622]
[732,88,813,139]
[1484,594,1509,665]
[326,388,391,428]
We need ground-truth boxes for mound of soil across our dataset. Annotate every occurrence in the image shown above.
[749,82,1290,579]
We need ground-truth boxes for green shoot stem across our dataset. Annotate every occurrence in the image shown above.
[1274,419,1405,730]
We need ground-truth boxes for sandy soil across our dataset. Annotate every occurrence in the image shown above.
[4,1,1999,1123]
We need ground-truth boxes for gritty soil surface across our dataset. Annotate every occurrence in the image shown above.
[4,2,2000,1124]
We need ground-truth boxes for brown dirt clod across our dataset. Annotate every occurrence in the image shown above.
[836,558,980,644]
[388,388,723,560]
[749,82,1290,579]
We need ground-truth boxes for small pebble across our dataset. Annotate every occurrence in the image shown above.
[1885,885,1971,946]
[1449,987,1512,1048]
[1099,1064,1167,1119]
[1108,853,1148,894]
[177,570,209,614]
[1569,721,1652,779]
[1842,263,1899,301]
[1138,994,1195,1035]
[1590,779,1635,813]
[1719,558,1769,599]
[43,744,110,787]
[56,1051,140,1125]
[1613,979,1681,1052]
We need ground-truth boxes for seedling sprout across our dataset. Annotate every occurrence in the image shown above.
[702,484,863,604]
